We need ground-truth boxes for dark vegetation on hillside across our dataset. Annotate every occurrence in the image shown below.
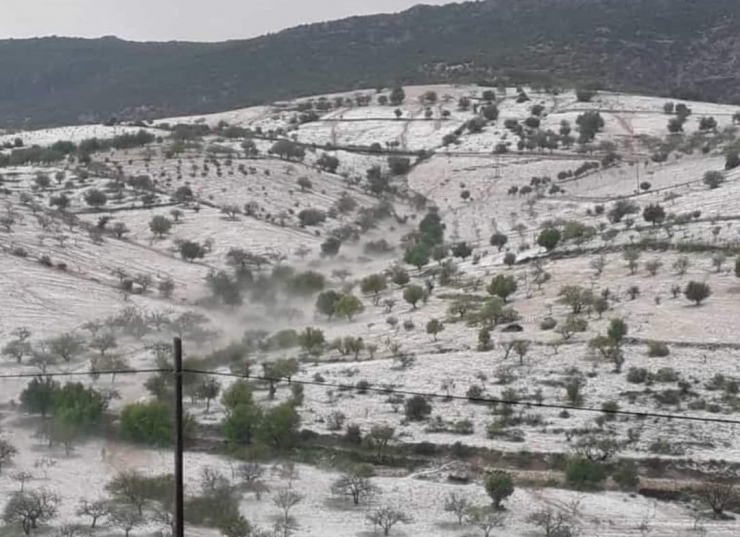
[1,0,739,128]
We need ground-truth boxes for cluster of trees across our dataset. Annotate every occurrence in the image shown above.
[220,380,301,451]
[19,379,109,454]
[0,130,156,168]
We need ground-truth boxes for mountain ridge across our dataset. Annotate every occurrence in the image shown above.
[1,0,738,128]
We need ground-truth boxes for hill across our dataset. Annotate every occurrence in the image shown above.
[1,0,739,128]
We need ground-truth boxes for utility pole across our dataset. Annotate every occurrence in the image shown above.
[173,337,184,537]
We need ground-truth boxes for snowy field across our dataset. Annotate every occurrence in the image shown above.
[1,83,740,536]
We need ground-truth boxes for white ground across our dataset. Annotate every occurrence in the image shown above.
[1,84,740,536]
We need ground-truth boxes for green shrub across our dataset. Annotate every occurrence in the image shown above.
[647,340,670,357]
[612,460,640,490]
[119,401,177,446]
[565,458,606,490]
[539,317,557,330]
[404,395,432,421]
[626,367,648,384]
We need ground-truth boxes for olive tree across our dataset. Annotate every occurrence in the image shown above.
[366,506,411,536]
[3,490,59,535]
[330,464,379,505]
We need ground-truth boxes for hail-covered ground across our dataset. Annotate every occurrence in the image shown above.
[1,83,740,536]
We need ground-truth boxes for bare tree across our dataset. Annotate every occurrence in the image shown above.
[2,490,60,535]
[273,488,303,519]
[239,460,269,500]
[330,464,379,505]
[0,437,19,473]
[109,507,143,537]
[367,424,395,463]
[106,470,149,515]
[366,506,412,536]
[11,471,33,492]
[272,515,299,537]
[466,506,506,537]
[444,492,471,525]
[76,499,111,528]
[697,477,737,515]
[528,507,579,536]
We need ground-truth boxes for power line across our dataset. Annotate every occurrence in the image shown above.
[0,368,169,379]
[2,363,737,427]
[183,367,740,427]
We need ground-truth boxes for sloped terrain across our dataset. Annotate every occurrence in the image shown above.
[1,0,740,127]
[1,84,740,536]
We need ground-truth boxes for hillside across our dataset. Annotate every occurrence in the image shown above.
[1,0,740,128]
[2,83,740,535]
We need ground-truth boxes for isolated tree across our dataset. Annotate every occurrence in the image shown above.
[105,470,150,515]
[642,203,666,226]
[2,338,32,364]
[389,87,406,106]
[403,284,425,309]
[273,488,303,519]
[528,508,577,537]
[699,116,718,131]
[451,241,473,259]
[466,506,506,537]
[298,327,325,356]
[537,228,561,251]
[404,395,432,421]
[735,256,740,278]
[331,464,378,505]
[84,189,108,208]
[673,256,690,275]
[684,281,711,305]
[703,170,725,189]
[174,185,194,203]
[195,377,221,412]
[3,490,59,536]
[315,290,341,319]
[47,333,85,363]
[320,237,341,257]
[726,151,740,171]
[334,294,364,321]
[487,274,517,302]
[296,176,313,192]
[589,318,628,372]
[90,332,117,357]
[180,240,206,261]
[367,424,395,462]
[149,215,173,238]
[484,471,514,509]
[511,339,530,366]
[366,506,411,536]
[404,244,430,270]
[109,507,144,537]
[576,111,604,142]
[444,492,471,525]
[360,274,387,305]
[76,499,110,529]
[221,204,241,220]
[503,252,516,267]
[645,259,663,276]
[49,193,71,210]
[623,249,642,275]
[112,222,130,239]
[0,438,18,473]
[317,154,340,173]
[490,232,508,251]
[712,252,727,273]
[426,319,444,341]
[667,117,685,133]
[697,478,736,515]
